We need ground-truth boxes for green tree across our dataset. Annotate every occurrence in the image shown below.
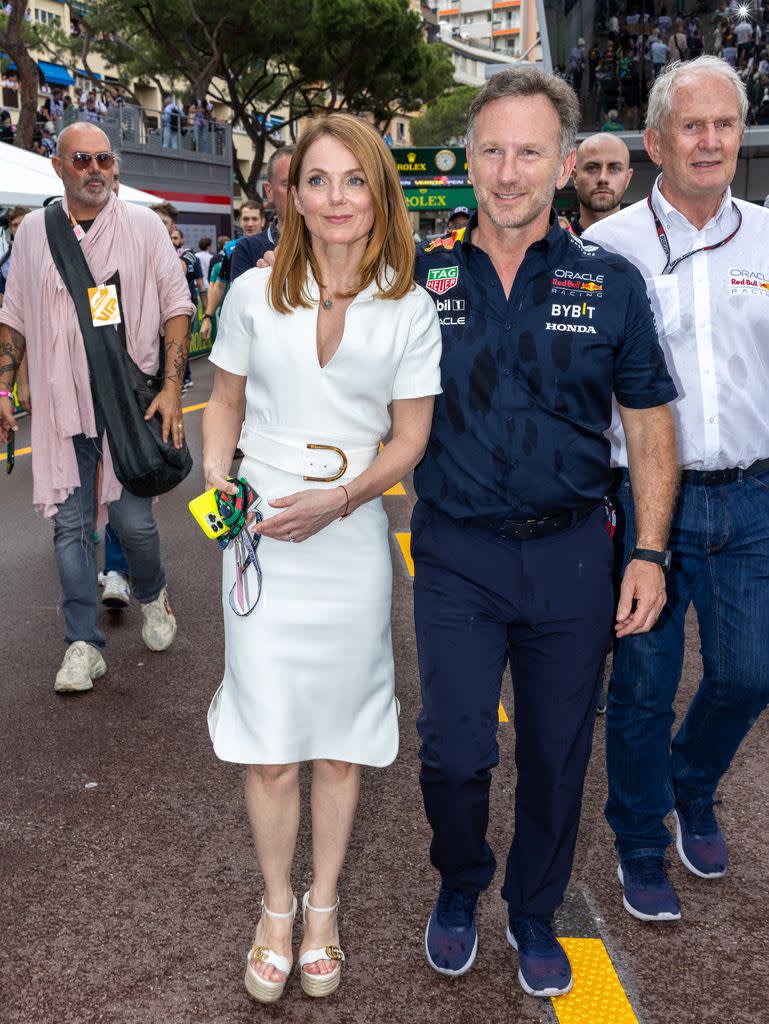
[37,0,454,196]
[0,1,40,149]
[410,84,479,147]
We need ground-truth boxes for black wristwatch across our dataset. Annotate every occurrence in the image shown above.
[631,547,672,573]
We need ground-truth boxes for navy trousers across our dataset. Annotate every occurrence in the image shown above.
[412,501,614,922]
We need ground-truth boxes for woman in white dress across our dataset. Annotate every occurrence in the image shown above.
[201,114,442,1003]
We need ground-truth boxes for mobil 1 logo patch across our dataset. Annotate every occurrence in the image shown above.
[426,266,459,295]
[435,296,466,326]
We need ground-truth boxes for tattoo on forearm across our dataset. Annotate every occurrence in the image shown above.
[164,339,187,385]
[0,328,26,382]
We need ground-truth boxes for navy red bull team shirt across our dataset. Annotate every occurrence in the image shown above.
[413,213,677,520]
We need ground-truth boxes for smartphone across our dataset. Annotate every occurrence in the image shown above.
[188,487,230,539]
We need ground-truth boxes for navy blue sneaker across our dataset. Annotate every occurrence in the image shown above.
[618,857,681,921]
[506,916,572,997]
[675,801,728,879]
[424,886,478,976]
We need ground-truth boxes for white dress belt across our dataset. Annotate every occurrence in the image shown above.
[240,426,378,483]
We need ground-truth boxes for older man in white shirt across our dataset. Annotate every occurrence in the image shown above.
[585,56,769,923]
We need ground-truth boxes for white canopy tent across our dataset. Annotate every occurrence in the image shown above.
[0,141,157,207]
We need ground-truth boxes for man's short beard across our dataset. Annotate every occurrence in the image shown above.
[72,179,109,208]
[582,190,619,213]
[477,180,557,232]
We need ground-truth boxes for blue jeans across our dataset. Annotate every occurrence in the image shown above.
[414,502,614,920]
[103,524,129,577]
[53,433,166,649]
[162,125,180,149]
[606,469,769,860]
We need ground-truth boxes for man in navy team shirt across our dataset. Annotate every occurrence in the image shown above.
[249,75,679,997]
[229,146,293,282]
[413,66,679,998]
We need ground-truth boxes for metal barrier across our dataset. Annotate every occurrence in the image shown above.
[55,103,231,162]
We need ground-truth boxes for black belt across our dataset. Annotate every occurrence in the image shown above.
[681,457,769,486]
[462,504,596,541]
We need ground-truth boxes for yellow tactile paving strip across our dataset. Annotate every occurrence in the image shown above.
[553,938,638,1024]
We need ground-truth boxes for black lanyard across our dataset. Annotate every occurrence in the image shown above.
[647,193,741,275]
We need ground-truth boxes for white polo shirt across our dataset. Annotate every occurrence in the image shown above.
[584,177,769,470]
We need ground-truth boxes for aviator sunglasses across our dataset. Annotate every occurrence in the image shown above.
[62,151,115,171]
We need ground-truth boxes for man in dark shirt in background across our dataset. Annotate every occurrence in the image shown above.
[199,195,270,341]
[413,66,678,998]
[569,133,633,236]
[229,145,293,282]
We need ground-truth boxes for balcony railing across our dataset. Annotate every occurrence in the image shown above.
[54,103,231,162]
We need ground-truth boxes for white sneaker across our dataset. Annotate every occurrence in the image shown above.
[141,587,177,652]
[54,641,107,693]
[101,571,131,609]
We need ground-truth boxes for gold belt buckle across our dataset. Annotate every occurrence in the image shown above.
[303,443,348,482]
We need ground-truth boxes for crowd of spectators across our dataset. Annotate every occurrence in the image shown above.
[1,69,224,156]
[560,1,769,130]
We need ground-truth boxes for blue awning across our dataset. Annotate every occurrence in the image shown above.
[38,61,75,86]
[73,68,102,81]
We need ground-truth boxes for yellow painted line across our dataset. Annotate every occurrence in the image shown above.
[0,444,32,462]
[385,481,407,496]
[0,401,208,462]
[395,531,414,576]
[553,938,638,1024]
[395,530,509,724]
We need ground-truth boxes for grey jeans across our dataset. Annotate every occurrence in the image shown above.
[52,432,166,649]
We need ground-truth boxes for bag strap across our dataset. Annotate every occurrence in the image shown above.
[43,202,103,336]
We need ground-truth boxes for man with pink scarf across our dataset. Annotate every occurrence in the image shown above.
[0,123,195,694]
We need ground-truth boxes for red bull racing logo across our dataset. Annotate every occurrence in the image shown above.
[729,268,769,296]
[424,229,465,253]
[551,269,605,298]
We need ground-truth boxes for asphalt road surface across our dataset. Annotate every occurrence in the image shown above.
[2,358,767,1024]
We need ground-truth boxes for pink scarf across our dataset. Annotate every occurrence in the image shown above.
[0,193,194,515]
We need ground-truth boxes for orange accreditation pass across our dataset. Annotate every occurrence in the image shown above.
[88,284,122,327]
[188,487,231,540]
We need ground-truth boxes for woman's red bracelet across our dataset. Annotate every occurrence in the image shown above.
[339,484,350,519]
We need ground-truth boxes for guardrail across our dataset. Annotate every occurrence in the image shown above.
[54,103,231,161]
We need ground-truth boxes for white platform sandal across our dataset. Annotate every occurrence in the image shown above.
[298,890,346,998]
[244,894,297,1004]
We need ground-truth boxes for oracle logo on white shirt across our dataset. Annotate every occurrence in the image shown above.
[729,268,769,296]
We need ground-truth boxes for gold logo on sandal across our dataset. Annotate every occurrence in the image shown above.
[250,947,268,962]
[325,945,345,961]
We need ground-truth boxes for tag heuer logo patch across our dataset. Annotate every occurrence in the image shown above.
[426,266,459,294]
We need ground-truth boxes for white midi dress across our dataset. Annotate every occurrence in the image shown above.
[207,267,442,766]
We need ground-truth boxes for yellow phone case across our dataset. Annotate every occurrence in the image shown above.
[188,487,231,540]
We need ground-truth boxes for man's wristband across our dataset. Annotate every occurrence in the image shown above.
[630,547,672,573]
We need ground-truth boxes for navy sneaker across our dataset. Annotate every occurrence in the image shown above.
[618,857,681,922]
[506,916,572,997]
[675,801,728,879]
[424,886,478,977]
